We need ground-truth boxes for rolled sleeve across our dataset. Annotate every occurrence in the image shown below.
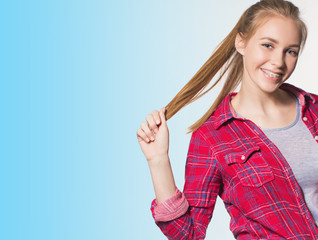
[151,188,189,222]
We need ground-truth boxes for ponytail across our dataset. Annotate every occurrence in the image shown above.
[165,10,247,133]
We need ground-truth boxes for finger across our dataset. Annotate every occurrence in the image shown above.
[146,114,158,134]
[159,107,167,125]
[152,110,161,125]
[136,128,150,143]
[140,122,155,141]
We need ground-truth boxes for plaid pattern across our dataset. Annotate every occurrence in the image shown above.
[153,188,189,222]
[151,83,318,239]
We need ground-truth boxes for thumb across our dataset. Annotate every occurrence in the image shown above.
[159,107,167,125]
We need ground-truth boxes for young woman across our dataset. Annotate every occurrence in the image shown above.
[136,0,318,239]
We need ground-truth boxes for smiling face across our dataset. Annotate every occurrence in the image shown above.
[236,16,301,94]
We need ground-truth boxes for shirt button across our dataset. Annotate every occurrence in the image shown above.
[303,117,308,121]
[315,136,318,141]
[241,155,245,160]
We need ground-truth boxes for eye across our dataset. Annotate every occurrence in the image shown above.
[262,43,273,49]
[287,49,298,57]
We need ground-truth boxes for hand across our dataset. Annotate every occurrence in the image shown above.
[136,107,169,162]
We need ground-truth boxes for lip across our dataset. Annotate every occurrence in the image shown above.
[261,68,283,81]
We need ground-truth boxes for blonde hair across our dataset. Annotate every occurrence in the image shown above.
[164,0,307,133]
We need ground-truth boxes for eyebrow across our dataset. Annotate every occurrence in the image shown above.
[260,37,300,48]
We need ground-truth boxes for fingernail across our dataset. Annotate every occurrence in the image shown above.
[156,120,160,124]
[150,136,155,141]
[146,138,150,142]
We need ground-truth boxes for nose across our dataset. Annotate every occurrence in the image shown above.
[271,51,286,69]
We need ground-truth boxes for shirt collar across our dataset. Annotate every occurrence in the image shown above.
[213,83,316,130]
[280,83,315,105]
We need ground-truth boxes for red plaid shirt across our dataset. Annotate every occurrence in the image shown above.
[151,83,318,239]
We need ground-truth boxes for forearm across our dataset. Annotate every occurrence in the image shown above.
[148,154,177,204]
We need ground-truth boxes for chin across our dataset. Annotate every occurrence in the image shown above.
[257,80,284,94]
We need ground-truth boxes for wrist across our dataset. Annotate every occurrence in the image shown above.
[147,154,170,168]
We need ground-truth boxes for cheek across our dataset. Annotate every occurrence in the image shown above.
[290,58,298,68]
[245,47,269,66]
[285,57,298,72]
[254,49,271,63]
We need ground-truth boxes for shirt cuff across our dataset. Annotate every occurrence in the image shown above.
[150,188,189,222]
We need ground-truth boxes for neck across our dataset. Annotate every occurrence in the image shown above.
[231,82,294,117]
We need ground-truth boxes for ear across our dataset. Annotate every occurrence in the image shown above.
[235,33,245,56]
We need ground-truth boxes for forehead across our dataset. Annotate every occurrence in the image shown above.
[251,16,301,45]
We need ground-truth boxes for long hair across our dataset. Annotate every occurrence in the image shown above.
[164,0,308,133]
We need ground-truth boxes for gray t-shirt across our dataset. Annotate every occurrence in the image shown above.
[261,97,318,226]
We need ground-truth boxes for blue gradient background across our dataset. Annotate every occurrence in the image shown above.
[1,1,317,239]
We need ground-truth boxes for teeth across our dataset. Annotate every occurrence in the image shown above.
[263,70,281,78]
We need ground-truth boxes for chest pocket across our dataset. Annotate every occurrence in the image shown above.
[225,146,274,187]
